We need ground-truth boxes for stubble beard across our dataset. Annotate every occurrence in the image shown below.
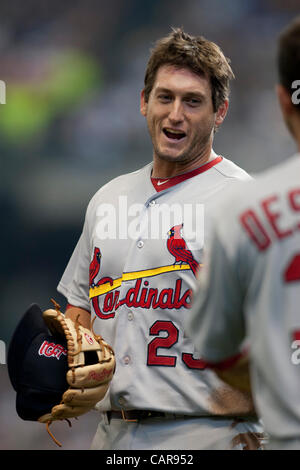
[151,126,214,166]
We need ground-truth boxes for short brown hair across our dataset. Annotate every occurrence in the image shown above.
[144,27,235,112]
[278,17,300,110]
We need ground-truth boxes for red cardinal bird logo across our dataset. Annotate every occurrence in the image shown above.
[167,224,199,277]
[89,247,102,287]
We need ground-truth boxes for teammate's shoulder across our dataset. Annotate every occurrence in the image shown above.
[212,153,300,217]
[214,156,253,181]
[227,153,300,201]
[253,153,300,186]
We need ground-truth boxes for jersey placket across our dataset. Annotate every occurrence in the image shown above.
[110,193,162,409]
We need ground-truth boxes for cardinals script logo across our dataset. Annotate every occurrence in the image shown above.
[89,225,200,320]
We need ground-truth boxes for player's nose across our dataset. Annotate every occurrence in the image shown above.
[168,99,184,123]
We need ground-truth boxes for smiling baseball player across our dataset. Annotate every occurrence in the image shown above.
[185,18,300,450]
[57,28,265,450]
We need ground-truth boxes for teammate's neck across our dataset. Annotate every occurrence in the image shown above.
[295,123,300,153]
[287,113,300,153]
[152,147,217,179]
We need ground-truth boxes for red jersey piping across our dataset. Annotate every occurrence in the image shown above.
[151,156,223,192]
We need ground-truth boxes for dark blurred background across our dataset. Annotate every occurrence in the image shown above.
[0,0,299,450]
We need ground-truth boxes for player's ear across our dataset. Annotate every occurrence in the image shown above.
[214,99,229,129]
[276,84,294,117]
[140,89,148,117]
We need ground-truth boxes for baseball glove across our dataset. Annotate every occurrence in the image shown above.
[39,299,115,443]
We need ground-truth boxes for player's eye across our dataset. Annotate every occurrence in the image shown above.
[158,94,172,103]
[185,97,201,107]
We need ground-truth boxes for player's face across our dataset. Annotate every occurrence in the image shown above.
[140,65,228,166]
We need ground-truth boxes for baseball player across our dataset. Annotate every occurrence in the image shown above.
[57,28,265,450]
[185,18,300,450]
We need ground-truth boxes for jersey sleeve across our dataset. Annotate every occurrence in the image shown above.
[185,213,246,363]
[57,202,92,312]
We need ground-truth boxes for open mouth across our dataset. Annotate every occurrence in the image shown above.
[163,128,186,141]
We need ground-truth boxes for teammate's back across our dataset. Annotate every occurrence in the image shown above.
[242,156,300,440]
[210,155,300,440]
[185,17,300,450]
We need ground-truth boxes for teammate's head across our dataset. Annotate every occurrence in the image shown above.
[143,27,234,112]
[277,17,300,141]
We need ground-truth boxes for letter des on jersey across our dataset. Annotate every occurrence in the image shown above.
[240,188,300,251]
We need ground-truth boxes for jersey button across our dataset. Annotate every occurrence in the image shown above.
[118,397,125,406]
[128,312,134,321]
[123,356,130,365]
[137,240,144,248]
[149,200,156,207]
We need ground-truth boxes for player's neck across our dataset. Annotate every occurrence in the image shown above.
[152,147,216,179]
[292,131,300,154]
[288,114,300,153]
[295,124,300,153]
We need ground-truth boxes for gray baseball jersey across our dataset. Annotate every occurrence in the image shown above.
[58,155,253,417]
[185,154,300,446]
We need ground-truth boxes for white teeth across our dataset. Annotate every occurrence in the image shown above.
[165,128,185,134]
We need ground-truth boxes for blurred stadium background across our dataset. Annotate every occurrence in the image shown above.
[0,0,299,450]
